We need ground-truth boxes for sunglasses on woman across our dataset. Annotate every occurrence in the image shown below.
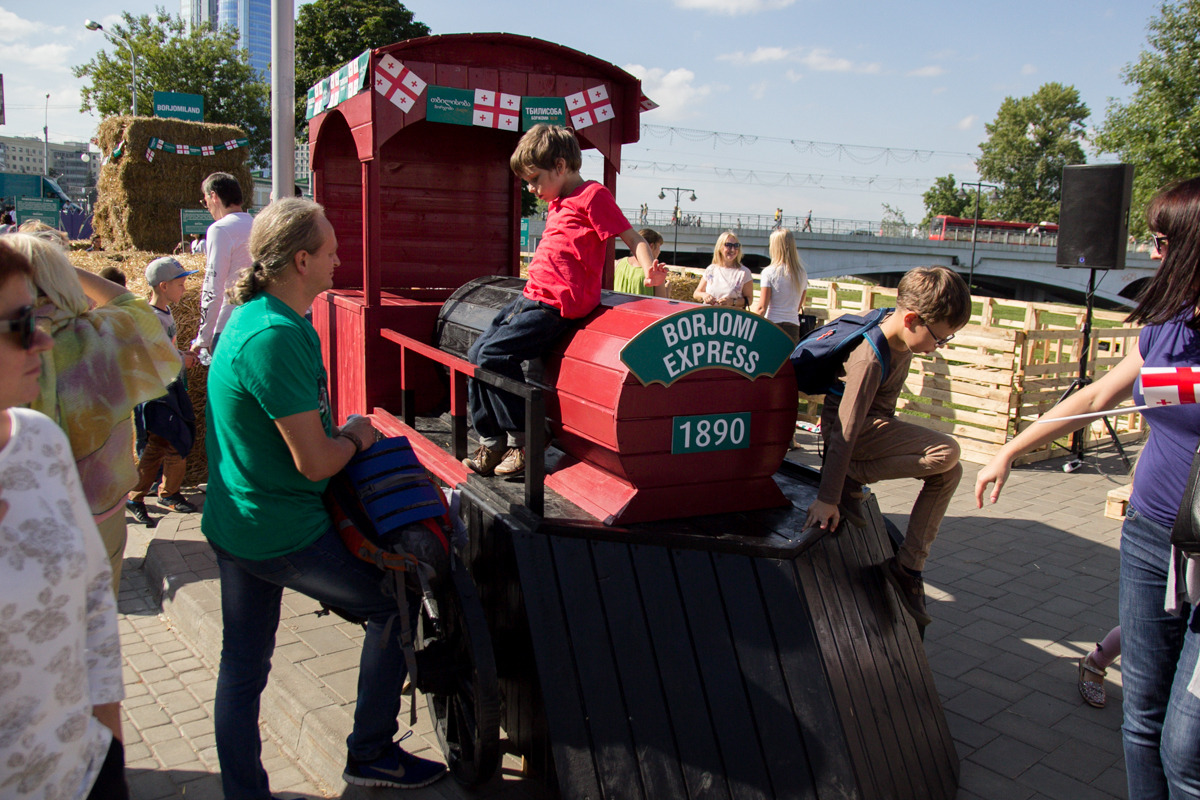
[0,305,38,349]
[723,242,741,250]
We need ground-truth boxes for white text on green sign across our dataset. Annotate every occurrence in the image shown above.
[619,307,794,387]
[672,413,751,454]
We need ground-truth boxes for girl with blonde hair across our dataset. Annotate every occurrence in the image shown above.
[752,227,808,343]
[5,233,179,590]
[695,230,753,308]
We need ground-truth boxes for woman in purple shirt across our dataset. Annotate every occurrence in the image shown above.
[976,176,1200,800]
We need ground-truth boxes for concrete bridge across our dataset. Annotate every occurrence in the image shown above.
[527,214,1156,308]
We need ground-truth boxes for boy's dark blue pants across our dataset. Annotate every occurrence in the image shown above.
[467,296,572,446]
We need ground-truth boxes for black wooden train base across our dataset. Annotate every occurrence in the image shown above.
[375,413,960,800]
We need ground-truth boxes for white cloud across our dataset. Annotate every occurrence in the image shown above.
[907,65,945,78]
[673,0,796,14]
[717,46,879,74]
[0,41,74,71]
[0,7,44,41]
[623,64,714,121]
[784,69,803,82]
[1021,63,1037,75]
[748,81,769,100]
[956,115,978,131]
[802,49,880,73]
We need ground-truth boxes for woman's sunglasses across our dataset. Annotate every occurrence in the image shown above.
[0,305,39,350]
[723,242,741,250]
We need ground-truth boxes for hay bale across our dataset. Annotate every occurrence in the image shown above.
[95,116,253,253]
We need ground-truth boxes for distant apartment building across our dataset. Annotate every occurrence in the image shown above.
[184,0,270,76]
[0,136,97,198]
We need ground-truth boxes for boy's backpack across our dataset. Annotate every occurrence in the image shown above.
[323,435,454,696]
[790,307,892,396]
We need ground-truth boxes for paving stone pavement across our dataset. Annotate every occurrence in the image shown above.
[120,437,1138,800]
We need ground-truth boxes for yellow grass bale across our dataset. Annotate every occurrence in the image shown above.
[95,116,253,252]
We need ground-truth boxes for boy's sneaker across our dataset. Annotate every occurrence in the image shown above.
[462,444,507,476]
[884,557,932,627]
[342,738,447,789]
[493,447,525,476]
[160,493,197,514]
[125,500,157,528]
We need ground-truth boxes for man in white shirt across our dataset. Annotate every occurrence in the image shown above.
[192,172,253,358]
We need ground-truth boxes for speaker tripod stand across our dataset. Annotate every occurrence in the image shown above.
[1060,267,1132,474]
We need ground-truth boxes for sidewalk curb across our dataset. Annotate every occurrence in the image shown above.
[143,515,358,793]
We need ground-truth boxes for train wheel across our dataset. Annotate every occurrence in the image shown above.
[419,557,500,787]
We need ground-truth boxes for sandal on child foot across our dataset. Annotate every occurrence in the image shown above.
[1078,652,1107,708]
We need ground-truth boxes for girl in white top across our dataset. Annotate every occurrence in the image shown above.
[695,230,754,309]
[751,227,809,343]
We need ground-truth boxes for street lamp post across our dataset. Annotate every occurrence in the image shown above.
[43,94,50,176]
[84,20,138,117]
[658,186,696,264]
[957,180,1000,291]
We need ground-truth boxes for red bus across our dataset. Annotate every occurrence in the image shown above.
[928,214,1058,245]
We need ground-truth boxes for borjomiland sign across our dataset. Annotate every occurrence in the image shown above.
[153,91,204,122]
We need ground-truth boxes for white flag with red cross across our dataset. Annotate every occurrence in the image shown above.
[1038,365,1200,424]
[201,145,214,157]
[564,84,614,129]
[472,89,520,130]
[374,55,426,112]
[1141,367,1200,407]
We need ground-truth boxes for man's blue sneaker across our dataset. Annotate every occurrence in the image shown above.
[342,735,447,789]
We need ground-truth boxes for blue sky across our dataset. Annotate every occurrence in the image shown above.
[0,0,1166,223]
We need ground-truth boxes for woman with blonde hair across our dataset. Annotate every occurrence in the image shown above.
[5,233,178,590]
[694,230,753,308]
[751,227,808,343]
[203,198,446,796]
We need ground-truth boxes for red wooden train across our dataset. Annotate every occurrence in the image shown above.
[308,32,958,800]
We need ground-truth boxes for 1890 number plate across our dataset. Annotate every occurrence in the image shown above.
[671,413,751,454]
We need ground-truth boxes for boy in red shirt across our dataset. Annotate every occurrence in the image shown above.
[464,124,665,476]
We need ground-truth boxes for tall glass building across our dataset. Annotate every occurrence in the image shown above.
[185,0,271,77]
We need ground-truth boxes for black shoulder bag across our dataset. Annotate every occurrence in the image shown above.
[1171,441,1200,555]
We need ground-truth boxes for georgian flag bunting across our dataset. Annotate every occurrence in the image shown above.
[473,89,520,130]
[565,84,614,129]
[374,55,427,112]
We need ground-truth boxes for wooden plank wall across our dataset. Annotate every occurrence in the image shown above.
[796,281,1144,465]
[464,498,958,799]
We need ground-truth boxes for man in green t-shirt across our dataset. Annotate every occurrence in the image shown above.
[614,227,670,296]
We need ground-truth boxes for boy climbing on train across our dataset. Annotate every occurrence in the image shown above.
[463,124,666,477]
[806,266,971,627]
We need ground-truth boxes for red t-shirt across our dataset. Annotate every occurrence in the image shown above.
[524,181,631,319]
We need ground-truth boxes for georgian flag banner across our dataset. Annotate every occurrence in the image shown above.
[473,89,520,130]
[143,136,248,162]
[374,54,427,113]
[1037,366,1200,423]
[564,85,614,129]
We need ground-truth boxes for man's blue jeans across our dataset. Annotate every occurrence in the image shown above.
[212,527,407,800]
[1120,505,1200,800]
[467,296,571,446]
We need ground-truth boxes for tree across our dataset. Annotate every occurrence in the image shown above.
[73,10,270,164]
[922,175,973,224]
[976,82,1089,223]
[295,0,430,133]
[1094,1,1200,237]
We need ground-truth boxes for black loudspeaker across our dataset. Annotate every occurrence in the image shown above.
[1056,163,1134,270]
